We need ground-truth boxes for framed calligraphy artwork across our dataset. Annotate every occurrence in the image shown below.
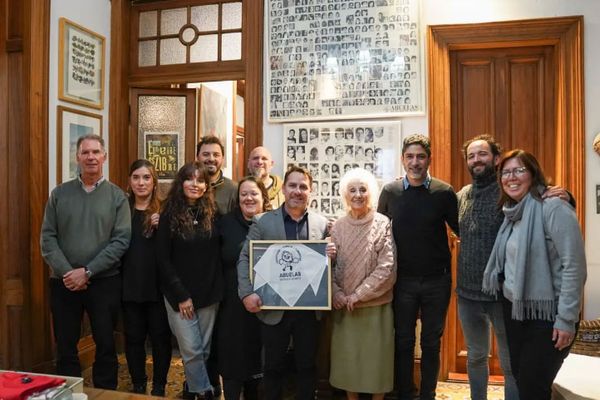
[58,18,105,109]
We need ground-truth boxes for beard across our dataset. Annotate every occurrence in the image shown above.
[468,162,496,180]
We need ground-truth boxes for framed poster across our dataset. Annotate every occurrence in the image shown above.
[283,120,402,218]
[144,132,180,180]
[268,0,423,121]
[56,106,103,183]
[199,85,228,144]
[250,240,332,310]
[58,18,105,109]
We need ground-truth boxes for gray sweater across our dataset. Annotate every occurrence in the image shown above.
[456,175,504,301]
[40,179,131,279]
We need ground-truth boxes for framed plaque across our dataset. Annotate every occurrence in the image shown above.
[267,0,423,121]
[249,240,332,310]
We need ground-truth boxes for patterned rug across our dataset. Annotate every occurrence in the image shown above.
[83,354,505,399]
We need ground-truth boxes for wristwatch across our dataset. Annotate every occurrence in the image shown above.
[84,267,92,279]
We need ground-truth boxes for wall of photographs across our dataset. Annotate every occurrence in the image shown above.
[283,121,402,217]
[268,0,422,121]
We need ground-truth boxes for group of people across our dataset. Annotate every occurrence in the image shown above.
[40,131,586,400]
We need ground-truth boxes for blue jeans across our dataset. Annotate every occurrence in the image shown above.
[457,296,519,400]
[394,274,451,400]
[165,299,218,393]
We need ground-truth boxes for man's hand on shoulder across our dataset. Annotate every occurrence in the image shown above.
[543,186,571,203]
[242,293,262,313]
[63,267,89,291]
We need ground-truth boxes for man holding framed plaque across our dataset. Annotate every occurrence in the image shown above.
[237,165,334,400]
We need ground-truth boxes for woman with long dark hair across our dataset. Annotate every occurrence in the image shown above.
[122,159,171,396]
[217,176,271,400]
[483,150,586,400]
[157,161,223,400]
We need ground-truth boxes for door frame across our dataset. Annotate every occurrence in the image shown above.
[427,16,585,379]
[108,0,263,190]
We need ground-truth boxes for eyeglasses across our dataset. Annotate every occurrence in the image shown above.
[500,167,528,179]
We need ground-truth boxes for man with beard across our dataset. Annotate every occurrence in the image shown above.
[457,135,570,400]
[195,135,237,398]
[196,135,238,216]
[378,134,458,400]
[247,146,285,209]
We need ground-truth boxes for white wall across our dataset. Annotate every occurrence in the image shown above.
[49,0,112,190]
[199,81,236,177]
[263,0,600,319]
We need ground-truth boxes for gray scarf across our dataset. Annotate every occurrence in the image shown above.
[482,191,556,321]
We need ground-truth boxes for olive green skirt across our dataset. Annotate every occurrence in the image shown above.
[329,302,394,393]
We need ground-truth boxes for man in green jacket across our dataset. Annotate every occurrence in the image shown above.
[41,134,131,389]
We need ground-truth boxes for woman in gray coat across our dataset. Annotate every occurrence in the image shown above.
[483,149,586,400]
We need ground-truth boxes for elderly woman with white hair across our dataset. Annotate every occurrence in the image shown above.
[329,168,396,400]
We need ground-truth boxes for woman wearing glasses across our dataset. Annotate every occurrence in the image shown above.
[483,149,586,400]
[157,161,223,400]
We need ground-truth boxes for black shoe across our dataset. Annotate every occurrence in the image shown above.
[151,383,166,396]
[200,390,214,400]
[132,383,147,394]
[182,381,197,400]
[212,384,221,397]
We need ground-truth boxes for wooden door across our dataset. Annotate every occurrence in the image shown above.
[447,45,556,378]
[130,88,197,199]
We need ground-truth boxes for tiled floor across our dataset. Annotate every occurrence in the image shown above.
[83,354,505,399]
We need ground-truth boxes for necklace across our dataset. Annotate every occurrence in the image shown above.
[188,207,201,226]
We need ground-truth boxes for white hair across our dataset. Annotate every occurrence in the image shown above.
[338,168,379,211]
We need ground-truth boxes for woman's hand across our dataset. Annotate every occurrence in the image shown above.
[333,292,347,310]
[150,213,160,228]
[178,298,195,320]
[553,328,575,350]
[326,242,337,261]
[242,293,263,313]
[346,293,359,312]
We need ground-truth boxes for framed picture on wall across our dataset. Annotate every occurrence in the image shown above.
[267,0,423,121]
[57,106,103,183]
[144,132,180,180]
[249,240,332,310]
[58,17,105,109]
[283,120,402,218]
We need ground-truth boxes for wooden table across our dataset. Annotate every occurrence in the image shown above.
[84,387,167,399]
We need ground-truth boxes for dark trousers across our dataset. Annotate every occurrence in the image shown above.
[262,311,319,400]
[50,275,121,389]
[394,274,451,400]
[502,298,575,400]
[122,300,172,387]
[223,378,259,400]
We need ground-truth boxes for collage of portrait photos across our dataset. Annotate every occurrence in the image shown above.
[268,0,422,121]
[284,122,402,218]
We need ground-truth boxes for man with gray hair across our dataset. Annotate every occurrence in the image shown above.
[378,134,458,400]
[41,134,131,389]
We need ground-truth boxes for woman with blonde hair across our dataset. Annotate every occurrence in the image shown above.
[329,168,396,400]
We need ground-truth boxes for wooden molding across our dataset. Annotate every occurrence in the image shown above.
[109,0,131,189]
[428,16,585,379]
[428,16,585,227]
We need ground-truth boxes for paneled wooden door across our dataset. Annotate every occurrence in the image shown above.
[447,45,557,377]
